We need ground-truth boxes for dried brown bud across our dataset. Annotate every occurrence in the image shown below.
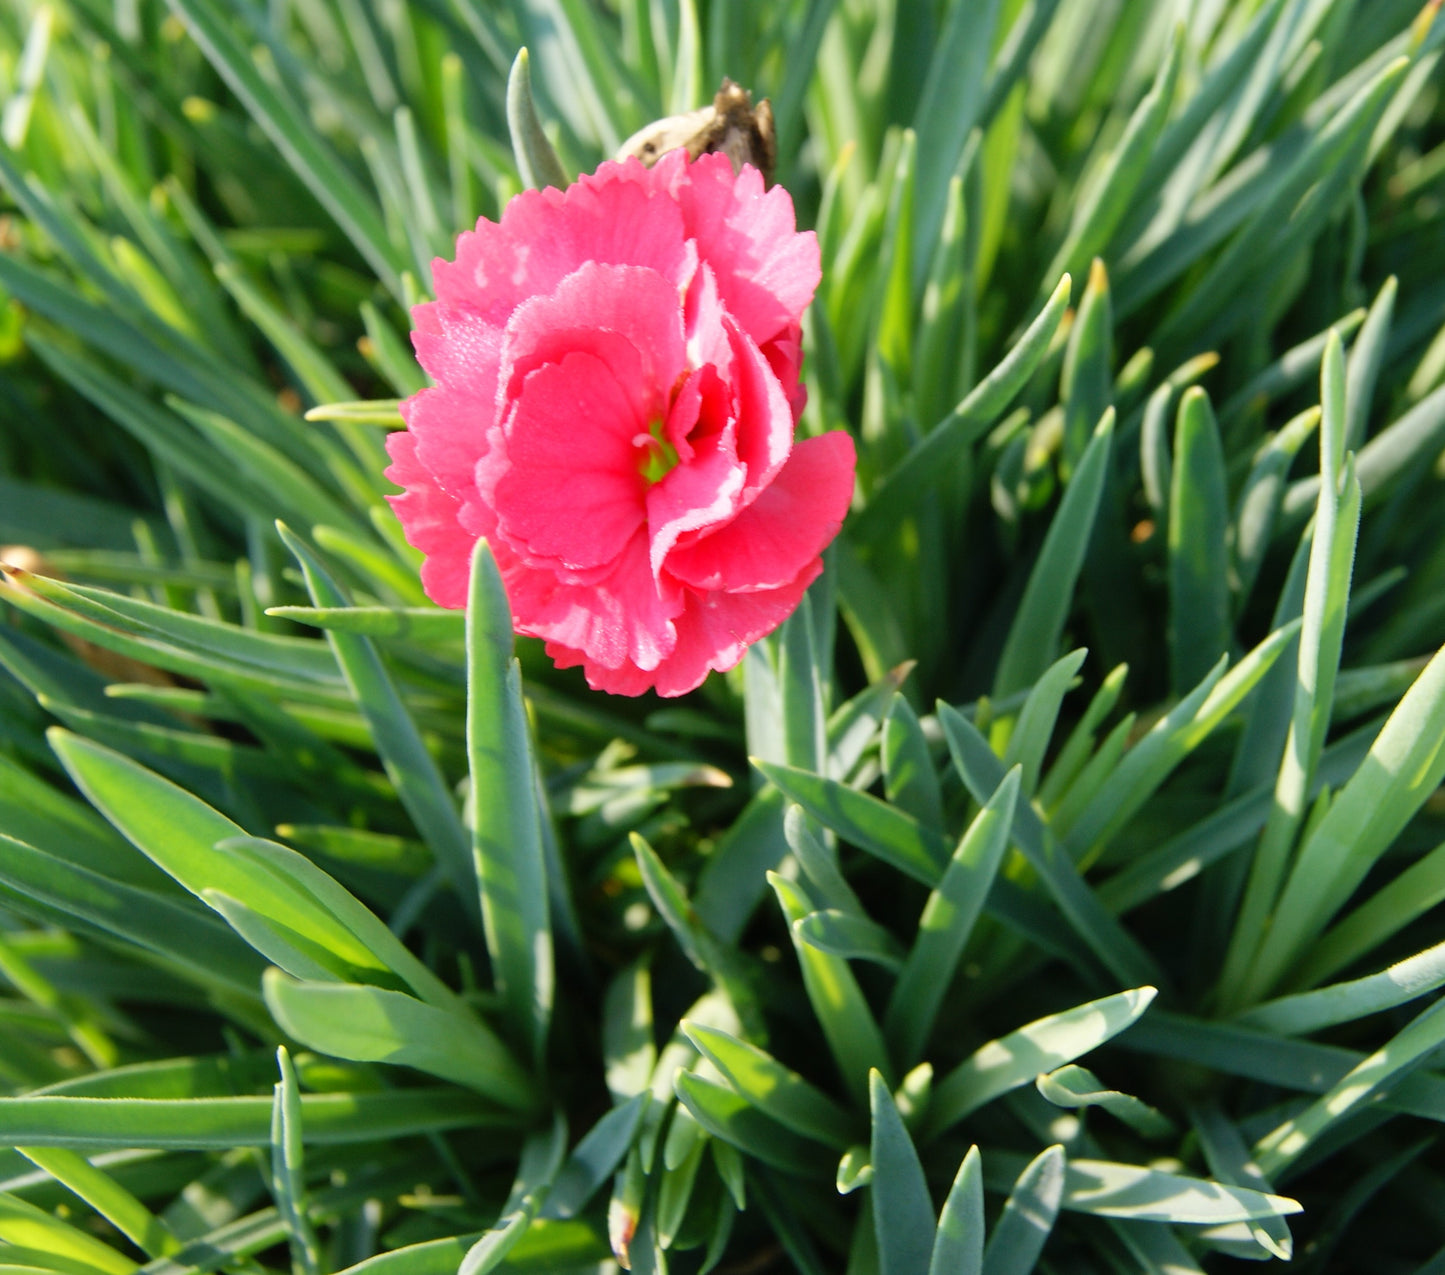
[617,79,776,185]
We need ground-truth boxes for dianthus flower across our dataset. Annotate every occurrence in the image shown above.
[386,151,856,696]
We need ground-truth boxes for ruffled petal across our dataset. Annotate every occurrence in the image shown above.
[433,166,694,325]
[646,421,746,576]
[665,432,856,592]
[400,386,493,506]
[724,314,795,502]
[648,563,825,697]
[762,322,807,422]
[384,430,473,609]
[501,263,689,421]
[491,350,649,570]
[410,303,505,403]
[648,150,820,347]
[548,641,658,697]
[506,529,683,673]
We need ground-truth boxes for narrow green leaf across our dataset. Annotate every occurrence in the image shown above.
[754,759,948,885]
[771,872,892,1105]
[1059,261,1113,477]
[785,805,866,917]
[1047,713,1135,839]
[1037,663,1128,810]
[1034,1064,1174,1138]
[543,1093,647,1220]
[269,1047,320,1275]
[215,836,462,1011]
[262,971,538,1112]
[1118,1009,1445,1123]
[1189,1101,1292,1262]
[16,1147,176,1258]
[267,605,463,643]
[459,1114,567,1275]
[1223,410,1361,1010]
[1256,997,1445,1177]
[778,596,826,773]
[884,694,943,830]
[0,1090,516,1148]
[1000,651,1086,797]
[1044,26,1182,287]
[929,1146,983,1275]
[603,963,655,1104]
[911,0,1000,287]
[936,703,1160,986]
[1298,837,1445,987]
[886,768,1019,1068]
[684,1022,856,1151]
[467,542,552,1065]
[994,409,1113,696]
[0,1190,136,1275]
[795,909,905,972]
[673,1072,822,1178]
[1220,310,1366,426]
[1060,621,1301,863]
[10,566,341,688]
[1239,938,1445,1038]
[981,1146,1064,1275]
[277,524,477,926]
[46,732,381,971]
[856,275,1071,541]
[837,1143,873,1195]
[164,0,405,296]
[304,399,404,426]
[1284,383,1445,522]
[507,49,568,190]
[0,834,263,998]
[1056,1159,1299,1224]
[869,1071,935,1275]
[1231,405,1320,610]
[1344,275,1397,450]
[1246,640,1445,998]
[772,0,837,158]
[874,131,917,380]
[1169,387,1231,694]
[925,988,1157,1139]
[915,173,971,431]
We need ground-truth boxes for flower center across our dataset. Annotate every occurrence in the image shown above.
[635,420,679,484]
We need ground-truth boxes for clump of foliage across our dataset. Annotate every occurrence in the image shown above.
[2,0,1445,1272]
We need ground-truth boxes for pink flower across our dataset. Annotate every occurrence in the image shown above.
[386,151,856,697]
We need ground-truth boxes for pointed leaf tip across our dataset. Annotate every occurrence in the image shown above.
[507,47,568,191]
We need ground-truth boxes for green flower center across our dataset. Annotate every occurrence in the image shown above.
[637,420,680,484]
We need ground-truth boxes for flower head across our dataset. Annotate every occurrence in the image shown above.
[386,151,856,696]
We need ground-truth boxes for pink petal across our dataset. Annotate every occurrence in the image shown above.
[725,315,795,502]
[401,386,494,507]
[665,431,856,592]
[501,263,688,421]
[646,421,746,577]
[762,322,808,422]
[649,151,820,348]
[432,167,694,326]
[492,350,649,570]
[384,431,473,608]
[549,642,658,697]
[649,563,825,697]
[683,262,734,376]
[506,529,683,673]
[410,303,505,402]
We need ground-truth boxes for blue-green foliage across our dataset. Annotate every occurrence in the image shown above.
[2,0,1445,1271]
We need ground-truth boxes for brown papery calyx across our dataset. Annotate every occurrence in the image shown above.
[616,79,776,185]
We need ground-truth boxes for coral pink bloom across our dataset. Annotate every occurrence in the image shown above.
[387,152,856,696]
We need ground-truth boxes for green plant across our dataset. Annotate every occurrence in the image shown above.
[2,0,1445,1271]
